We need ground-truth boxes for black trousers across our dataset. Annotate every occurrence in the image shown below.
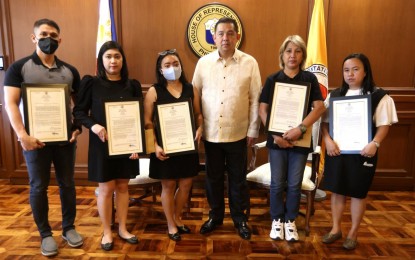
[204,138,250,224]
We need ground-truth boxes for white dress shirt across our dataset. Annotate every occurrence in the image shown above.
[192,49,262,143]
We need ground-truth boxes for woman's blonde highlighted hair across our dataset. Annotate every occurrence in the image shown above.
[278,35,307,70]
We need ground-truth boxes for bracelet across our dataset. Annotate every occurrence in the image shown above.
[372,140,380,148]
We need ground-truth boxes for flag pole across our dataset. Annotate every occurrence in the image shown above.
[305,0,328,201]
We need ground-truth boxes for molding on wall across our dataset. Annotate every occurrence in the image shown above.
[0,0,414,190]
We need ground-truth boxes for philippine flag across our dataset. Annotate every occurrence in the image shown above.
[96,0,117,57]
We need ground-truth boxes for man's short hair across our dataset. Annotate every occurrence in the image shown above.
[33,18,60,33]
[214,17,239,34]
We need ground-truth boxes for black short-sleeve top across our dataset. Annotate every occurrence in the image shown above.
[259,70,323,153]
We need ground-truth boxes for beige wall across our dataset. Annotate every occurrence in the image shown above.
[1,0,414,189]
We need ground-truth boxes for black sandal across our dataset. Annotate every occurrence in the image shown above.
[168,232,181,241]
[177,225,191,234]
[100,234,114,251]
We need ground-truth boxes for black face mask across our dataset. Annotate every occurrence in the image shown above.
[38,37,59,54]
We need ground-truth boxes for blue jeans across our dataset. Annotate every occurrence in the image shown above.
[269,148,308,221]
[23,142,77,238]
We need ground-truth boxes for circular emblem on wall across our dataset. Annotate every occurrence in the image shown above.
[187,3,243,57]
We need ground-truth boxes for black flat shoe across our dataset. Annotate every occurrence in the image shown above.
[177,225,191,234]
[200,218,223,234]
[168,232,181,242]
[118,233,139,244]
[234,221,251,240]
[101,235,114,251]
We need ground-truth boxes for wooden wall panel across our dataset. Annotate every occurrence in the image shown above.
[120,0,310,86]
[326,0,415,89]
[0,0,414,189]
[7,0,99,76]
[0,74,5,177]
[0,0,12,179]
[372,112,415,190]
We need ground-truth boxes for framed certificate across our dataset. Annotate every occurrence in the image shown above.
[265,81,311,147]
[21,83,71,144]
[329,95,372,154]
[154,99,197,156]
[104,97,146,157]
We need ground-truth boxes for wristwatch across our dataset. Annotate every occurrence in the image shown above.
[298,124,307,134]
[372,140,380,148]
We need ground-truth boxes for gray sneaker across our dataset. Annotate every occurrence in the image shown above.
[41,236,58,256]
[62,229,84,247]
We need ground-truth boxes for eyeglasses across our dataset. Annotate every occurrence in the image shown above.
[158,49,176,56]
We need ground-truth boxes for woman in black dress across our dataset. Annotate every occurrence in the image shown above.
[144,49,203,241]
[73,41,141,250]
[321,53,398,250]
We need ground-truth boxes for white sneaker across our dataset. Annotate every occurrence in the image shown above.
[269,219,284,240]
[284,220,299,241]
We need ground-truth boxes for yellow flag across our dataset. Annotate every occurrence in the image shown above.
[305,0,328,99]
[305,0,328,178]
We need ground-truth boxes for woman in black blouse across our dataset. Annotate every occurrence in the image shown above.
[73,41,141,250]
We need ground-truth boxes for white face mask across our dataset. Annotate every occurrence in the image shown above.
[161,66,182,81]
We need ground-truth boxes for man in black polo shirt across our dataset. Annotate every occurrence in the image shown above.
[3,18,83,256]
